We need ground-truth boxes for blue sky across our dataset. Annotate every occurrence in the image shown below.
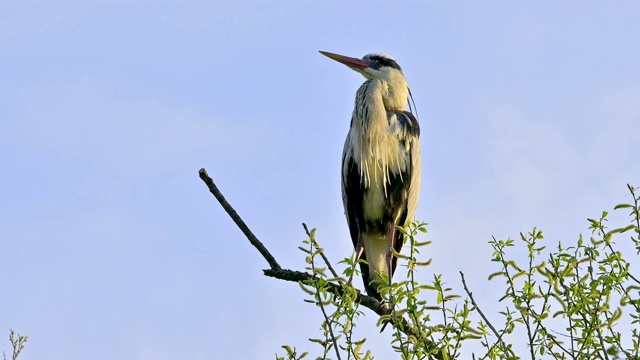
[2,2,640,359]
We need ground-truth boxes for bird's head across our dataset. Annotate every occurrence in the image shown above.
[320,50,415,112]
[319,51,406,86]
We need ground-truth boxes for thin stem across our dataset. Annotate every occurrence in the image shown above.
[525,237,535,360]
[303,223,339,279]
[460,272,500,340]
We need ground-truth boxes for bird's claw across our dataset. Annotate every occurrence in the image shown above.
[377,300,390,313]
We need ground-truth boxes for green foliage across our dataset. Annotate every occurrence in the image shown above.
[3,330,27,360]
[290,226,371,360]
[277,184,640,359]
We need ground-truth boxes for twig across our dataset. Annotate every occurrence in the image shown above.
[198,168,281,270]
[460,272,500,340]
[307,237,342,360]
[460,271,515,359]
[303,223,339,279]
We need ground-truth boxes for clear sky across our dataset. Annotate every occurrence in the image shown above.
[2,2,640,359]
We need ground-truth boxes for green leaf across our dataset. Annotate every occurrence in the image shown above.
[614,203,633,210]
[620,224,637,233]
[512,270,526,279]
[414,240,433,247]
[281,345,294,356]
[308,338,325,345]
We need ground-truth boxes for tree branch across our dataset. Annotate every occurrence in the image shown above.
[198,168,281,270]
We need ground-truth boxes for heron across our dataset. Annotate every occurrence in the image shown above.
[320,51,421,301]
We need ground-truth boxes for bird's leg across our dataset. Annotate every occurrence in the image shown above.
[348,234,365,285]
[378,224,397,333]
[386,222,396,289]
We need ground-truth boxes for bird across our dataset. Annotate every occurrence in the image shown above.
[320,50,421,301]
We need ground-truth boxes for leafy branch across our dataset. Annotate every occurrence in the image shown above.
[200,169,639,359]
[2,330,27,360]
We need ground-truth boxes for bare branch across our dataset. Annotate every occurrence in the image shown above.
[459,272,500,340]
[199,168,281,270]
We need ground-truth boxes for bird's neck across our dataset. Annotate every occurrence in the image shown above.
[355,79,408,118]
[369,71,408,111]
[351,79,411,188]
[383,82,409,111]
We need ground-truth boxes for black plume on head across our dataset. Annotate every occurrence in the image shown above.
[363,53,402,72]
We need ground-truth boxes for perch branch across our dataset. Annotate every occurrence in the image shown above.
[263,268,445,359]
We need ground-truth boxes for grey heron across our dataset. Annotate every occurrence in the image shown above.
[320,51,421,301]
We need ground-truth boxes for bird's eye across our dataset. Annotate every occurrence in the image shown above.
[371,61,380,70]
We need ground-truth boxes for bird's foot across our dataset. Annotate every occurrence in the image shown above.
[378,300,394,332]
[377,300,390,313]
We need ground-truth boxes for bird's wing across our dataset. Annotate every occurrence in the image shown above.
[341,129,364,252]
[400,110,421,223]
[406,134,421,223]
[391,111,421,276]
[342,129,377,295]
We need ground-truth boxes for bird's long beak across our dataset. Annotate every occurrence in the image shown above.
[319,51,371,71]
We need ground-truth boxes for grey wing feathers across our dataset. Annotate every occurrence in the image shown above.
[406,138,420,223]
[341,130,361,250]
